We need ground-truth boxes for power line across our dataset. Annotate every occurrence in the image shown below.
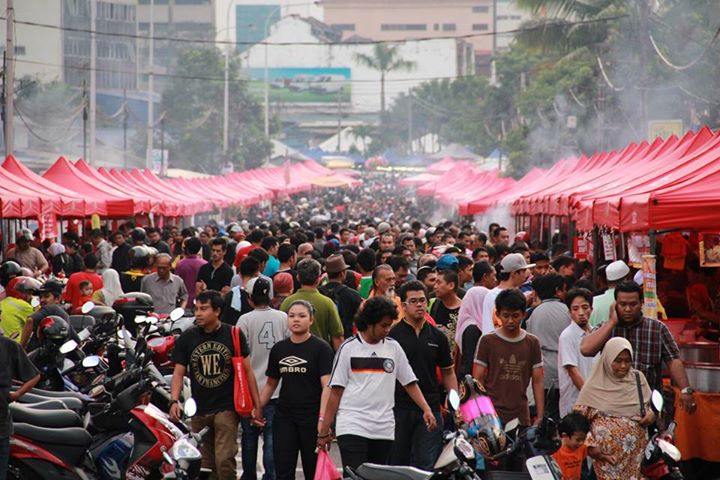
[3,15,626,48]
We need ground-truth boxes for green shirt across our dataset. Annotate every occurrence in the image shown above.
[589,287,614,328]
[358,276,373,299]
[0,297,34,342]
[280,287,344,345]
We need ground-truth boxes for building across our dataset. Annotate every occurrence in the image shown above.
[137,0,214,88]
[495,0,533,51]
[63,0,138,90]
[241,15,473,146]
[322,0,494,71]
[214,0,324,52]
[0,2,63,81]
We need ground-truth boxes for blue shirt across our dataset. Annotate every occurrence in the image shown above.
[263,255,280,277]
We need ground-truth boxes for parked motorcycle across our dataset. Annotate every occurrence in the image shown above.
[641,390,684,480]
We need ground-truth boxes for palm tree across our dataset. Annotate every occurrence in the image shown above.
[349,124,375,156]
[354,44,416,115]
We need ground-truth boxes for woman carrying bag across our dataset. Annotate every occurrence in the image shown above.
[257,300,334,480]
[574,337,655,480]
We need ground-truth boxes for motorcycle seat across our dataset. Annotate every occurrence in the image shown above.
[355,464,434,480]
[17,392,84,411]
[10,402,82,428]
[27,386,88,401]
[13,422,91,466]
[68,314,96,330]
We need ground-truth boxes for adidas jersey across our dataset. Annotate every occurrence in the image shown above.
[329,333,417,440]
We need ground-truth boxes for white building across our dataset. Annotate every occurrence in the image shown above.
[241,15,474,114]
[495,0,533,51]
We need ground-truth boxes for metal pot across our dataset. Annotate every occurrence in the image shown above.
[678,341,719,364]
[684,362,720,393]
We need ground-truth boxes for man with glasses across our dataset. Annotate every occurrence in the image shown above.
[388,281,458,470]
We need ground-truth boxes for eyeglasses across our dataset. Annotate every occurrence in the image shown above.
[405,298,427,305]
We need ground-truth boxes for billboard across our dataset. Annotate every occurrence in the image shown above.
[245,67,351,103]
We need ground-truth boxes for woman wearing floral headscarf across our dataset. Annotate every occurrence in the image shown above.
[574,337,655,480]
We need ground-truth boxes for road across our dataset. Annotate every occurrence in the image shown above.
[237,437,343,479]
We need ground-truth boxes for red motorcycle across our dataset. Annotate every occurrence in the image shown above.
[641,390,684,480]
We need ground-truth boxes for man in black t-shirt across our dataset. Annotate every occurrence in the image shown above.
[170,290,261,480]
[0,333,41,476]
[390,281,457,470]
[196,239,234,295]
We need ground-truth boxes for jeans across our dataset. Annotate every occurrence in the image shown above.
[337,434,393,473]
[391,408,444,470]
[273,407,318,480]
[191,409,239,480]
[240,401,276,480]
[0,436,8,480]
[544,388,560,423]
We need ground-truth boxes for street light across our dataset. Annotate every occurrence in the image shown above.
[223,0,236,156]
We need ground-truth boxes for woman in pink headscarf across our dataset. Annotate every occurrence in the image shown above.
[454,261,496,377]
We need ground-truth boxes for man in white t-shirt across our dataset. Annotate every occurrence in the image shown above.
[317,296,437,472]
[236,277,289,480]
[558,288,598,417]
[481,253,533,335]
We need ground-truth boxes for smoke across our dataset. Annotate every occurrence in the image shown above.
[474,203,514,237]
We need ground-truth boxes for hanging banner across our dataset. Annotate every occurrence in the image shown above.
[602,233,616,261]
[38,214,57,242]
[642,255,658,319]
[574,237,588,260]
[627,233,651,268]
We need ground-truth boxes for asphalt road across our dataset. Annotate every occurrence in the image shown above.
[237,437,344,479]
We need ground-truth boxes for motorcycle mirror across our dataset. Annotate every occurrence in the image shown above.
[60,339,78,354]
[134,315,148,324]
[148,316,158,325]
[448,390,461,411]
[184,398,198,418]
[170,307,184,322]
[81,301,95,314]
[82,355,101,368]
[30,297,40,308]
[651,390,664,413]
[657,439,682,462]
[504,418,520,433]
[61,358,76,374]
[78,328,91,342]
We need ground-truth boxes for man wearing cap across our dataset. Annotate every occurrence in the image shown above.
[589,260,629,328]
[24,280,75,351]
[319,254,363,338]
[481,253,534,336]
[7,230,49,276]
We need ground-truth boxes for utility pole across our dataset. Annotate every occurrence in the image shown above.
[4,0,14,156]
[82,80,88,161]
[407,95,413,155]
[160,115,165,175]
[89,0,97,166]
[146,0,155,169]
[122,88,128,168]
[336,91,342,152]
[637,0,650,137]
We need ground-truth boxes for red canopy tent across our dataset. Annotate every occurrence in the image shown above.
[74,160,160,215]
[43,157,142,217]
[2,155,92,216]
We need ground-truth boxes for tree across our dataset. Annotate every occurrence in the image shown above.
[349,124,375,156]
[354,44,416,114]
[162,48,271,172]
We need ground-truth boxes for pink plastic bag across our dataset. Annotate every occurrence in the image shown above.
[314,449,341,480]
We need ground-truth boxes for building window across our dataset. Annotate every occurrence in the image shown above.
[331,23,355,31]
[442,23,456,31]
[14,46,26,55]
[472,6,489,13]
[381,24,427,31]
[472,23,489,31]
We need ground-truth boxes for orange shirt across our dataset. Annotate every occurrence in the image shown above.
[551,444,587,480]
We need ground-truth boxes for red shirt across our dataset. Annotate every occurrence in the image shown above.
[64,271,103,308]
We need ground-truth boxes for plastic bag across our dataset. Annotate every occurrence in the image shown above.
[314,449,341,480]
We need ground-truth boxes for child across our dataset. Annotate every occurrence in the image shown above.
[552,412,590,480]
[74,280,94,313]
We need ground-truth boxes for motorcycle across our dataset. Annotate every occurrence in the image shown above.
[641,390,684,480]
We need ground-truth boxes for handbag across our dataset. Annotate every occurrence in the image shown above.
[231,327,253,417]
[313,449,341,480]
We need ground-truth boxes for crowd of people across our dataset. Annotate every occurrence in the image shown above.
[0,182,702,480]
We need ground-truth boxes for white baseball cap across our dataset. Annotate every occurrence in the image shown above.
[500,253,535,273]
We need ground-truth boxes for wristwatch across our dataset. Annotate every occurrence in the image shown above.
[681,387,694,395]
[169,399,180,406]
